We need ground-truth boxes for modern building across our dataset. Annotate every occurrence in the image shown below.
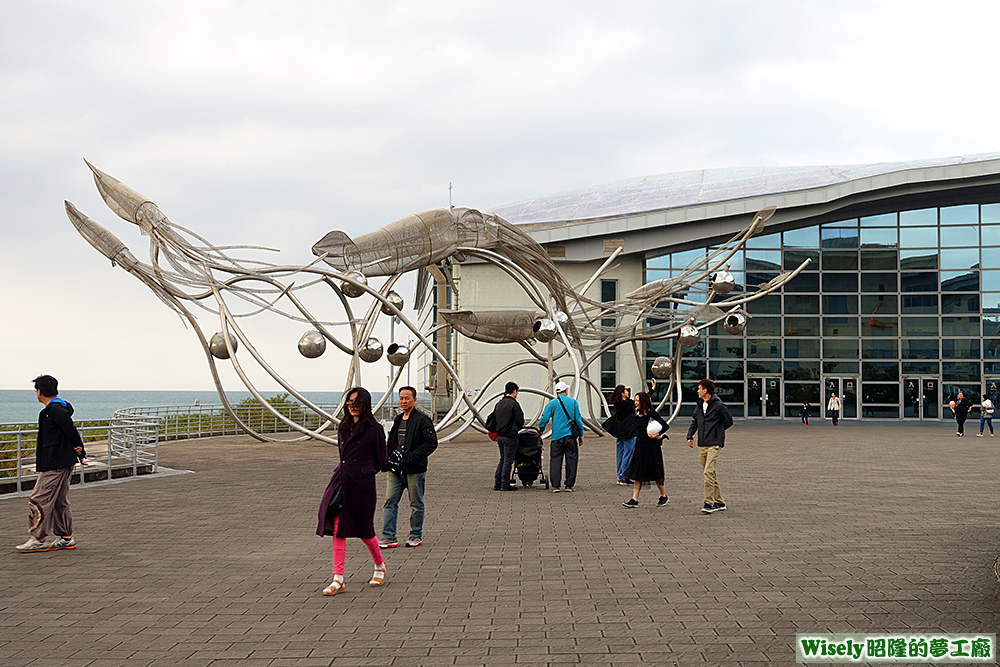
[417,153,1000,422]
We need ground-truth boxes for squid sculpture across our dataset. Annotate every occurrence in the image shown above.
[66,161,809,443]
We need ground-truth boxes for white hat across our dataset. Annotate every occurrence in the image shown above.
[554,381,570,393]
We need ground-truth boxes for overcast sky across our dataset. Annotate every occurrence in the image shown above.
[2,1,999,392]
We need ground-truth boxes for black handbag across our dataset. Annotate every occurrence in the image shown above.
[326,486,343,519]
[601,414,618,437]
[557,396,583,439]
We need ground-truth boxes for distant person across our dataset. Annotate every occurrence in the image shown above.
[827,392,841,426]
[490,382,524,491]
[953,391,973,437]
[686,379,733,514]
[978,396,995,437]
[16,375,85,553]
[621,392,669,508]
[380,387,437,548]
[800,402,810,426]
[316,387,387,596]
[538,381,584,492]
[607,385,637,485]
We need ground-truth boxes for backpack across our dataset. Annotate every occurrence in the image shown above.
[485,411,499,441]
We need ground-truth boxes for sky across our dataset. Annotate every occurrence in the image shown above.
[2,0,1000,392]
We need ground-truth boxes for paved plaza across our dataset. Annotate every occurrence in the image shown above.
[1,420,999,666]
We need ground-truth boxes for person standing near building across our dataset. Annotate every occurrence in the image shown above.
[827,392,841,426]
[608,385,637,485]
[16,375,85,553]
[978,396,995,437]
[686,379,733,514]
[491,382,524,491]
[800,402,810,426]
[953,391,973,437]
[380,386,437,549]
[538,381,584,492]
[621,392,668,508]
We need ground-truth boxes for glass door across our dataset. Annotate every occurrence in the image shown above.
[903,377,940,420]
[747,376,780,418]
[922,378,938,420]
[841,377,858,419]
[747,377,763,417]
[765,377,781,417]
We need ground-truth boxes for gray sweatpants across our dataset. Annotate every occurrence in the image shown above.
[29,467,73,540]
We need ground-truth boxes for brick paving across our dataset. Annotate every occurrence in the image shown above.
[1,421,999,666]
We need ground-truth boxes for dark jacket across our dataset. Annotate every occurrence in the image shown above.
[316,419,387,539]
[686,394,733,448]
[613,400,637,439]
[492,395,524,437]
[386,408,437,474]
[955,397,973,419]
[36,398,85,472]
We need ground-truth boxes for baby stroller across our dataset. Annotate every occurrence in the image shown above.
[514,427,548,488]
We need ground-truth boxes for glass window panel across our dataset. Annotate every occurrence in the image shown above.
[860,227,898,248]
[784,338,819,358]
[744,233,781,249]
[941,293,979,314]
[708,338,743,358]
[862,383,900,404]
[746,271,779,288]
[862,405,902,418]
[600,279,616,302]
[783,227,819,248]
[672,249,707,270]
[824,361,860,374]
[719,253,744,272]
[899,227,938,248]
[986,339,1000,360]
[745,250,782,271]
[940,204,978,225]
[784,361,820,380]
[982,203,1000,224]
[784,317,819,336]
[823,317,858,337]
[709,360,744,381]
[984,225,1000,247]
[901,271,938,292]
[862,316,897,337]
[682,339,705,358]
[902,361,939,375]
[900,317,938,337]
[823,273,858,292]
[646,255,670,271]
[942,339,980,360]
[823,339,859,359]
[862,361,899,381]
[900,250,938,269]
[862,294,897,315]
[901,339,938,359]
[901,294,938,314]
[984,293,1000,313]
[747,294,781,314]
[986,361,1000,374]
[900,208,937,226]
[860,213,897,227]
[646,339,671,357]
[940,248,980,270]
[940,225,979,247]
[861,250,897,270]
[601,351,615,373]
[747,317,781,336]
[784,382,821,403]
[986,315,1000,336]
[681,359,706,380]
[861,273,897,293]
[784,249,819,271]
[826,218,858,228]
[941,271,979,292]
[785,295,820,314]
[783,272,819,292]
[984,249,1000,269]
[822,250,859,270]
[982,271,1000,291]
[862,338,898,359]
[823,294,859,314]
[747,338,781,358]
[821,227,859,249]
[747,360,781,374]
[942,362,981,383]
[942,316,980,337]
[713,382,744,405]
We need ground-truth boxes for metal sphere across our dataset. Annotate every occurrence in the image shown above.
[723,312,747,335]
[678,324,700,348]
[297,330,327,358]
[380,290,404,316]
[710,270,736,295]
[340,271,368,298]
[553,310,569,326]
[650,356,674,379]
[386,343,411,366]
[209,332,237,359]
[358,337,383,363]
[533,318,558,343]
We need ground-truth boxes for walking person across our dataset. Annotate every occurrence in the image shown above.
[621,392,669,508]
[490,382,524,491]
[953,391,973,437]
[686,379,734,514]
[316,387,388,596]
[827,392,841,426]
[800,402,810,426]
[978,396,995,437]
[16,375,86,553]
[380,386,437,548]
[538,381,584,492]
[608,385,637,485]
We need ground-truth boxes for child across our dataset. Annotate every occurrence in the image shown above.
[800,402,810,426]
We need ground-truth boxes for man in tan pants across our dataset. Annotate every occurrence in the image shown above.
[686,378,733,514]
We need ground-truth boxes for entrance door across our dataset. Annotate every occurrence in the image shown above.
[902,377,939,420]
[825,377,858,420]
[747,376,781,418]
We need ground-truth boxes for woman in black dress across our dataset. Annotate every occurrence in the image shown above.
[622,392,669,508]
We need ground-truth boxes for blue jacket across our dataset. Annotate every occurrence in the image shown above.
[539,394,584,440]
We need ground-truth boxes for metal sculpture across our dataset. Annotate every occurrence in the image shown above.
[66,162,809,443]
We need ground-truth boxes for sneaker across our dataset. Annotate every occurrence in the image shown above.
[701,503,716,514]
[564,487,574,492]
[712,502,726,512]
[550,487,560,493]
[379,539,399,549]
[51,536,76,550]
[405,537,422,548]
[977,433,984,437]
[656,496,669,507]
[622,498,639,508]
[15,537,51,552]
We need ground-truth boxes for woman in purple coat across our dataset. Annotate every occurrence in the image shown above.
[316,387,388,596]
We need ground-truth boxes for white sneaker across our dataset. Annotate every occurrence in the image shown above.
[15,537,50,552]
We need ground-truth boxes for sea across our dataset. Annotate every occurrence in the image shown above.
[0,389,357,424]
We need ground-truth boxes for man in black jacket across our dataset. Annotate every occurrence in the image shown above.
[380,387,437,548]
[686,378,733,515]
[17,375,85,553]
[491,382,524,491]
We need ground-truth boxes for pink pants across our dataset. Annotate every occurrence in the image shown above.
[331,514,383,575]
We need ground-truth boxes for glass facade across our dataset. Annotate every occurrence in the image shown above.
[645,203,1000,420]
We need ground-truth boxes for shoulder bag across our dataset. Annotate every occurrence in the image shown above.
[557,396,583,439]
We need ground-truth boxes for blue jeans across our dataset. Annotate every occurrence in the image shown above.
[381,471,425,540]
[981,415,994,435]
[615,436,636,481]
